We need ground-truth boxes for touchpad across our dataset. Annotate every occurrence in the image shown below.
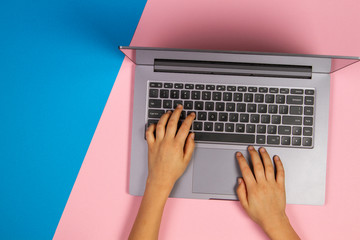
[192,147,249,195]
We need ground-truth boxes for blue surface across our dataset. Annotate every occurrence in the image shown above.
[0,0,147,239]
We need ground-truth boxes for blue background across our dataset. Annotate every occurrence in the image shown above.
[0,0,147,239]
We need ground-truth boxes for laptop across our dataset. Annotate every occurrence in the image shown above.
[120,46,359,205]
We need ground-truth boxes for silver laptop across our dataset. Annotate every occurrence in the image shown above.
[120,46,359,205]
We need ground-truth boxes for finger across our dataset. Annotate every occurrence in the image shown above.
[236,178,249,210]
[145,124,156,145]
[236,152,256,187]
[165,104,183,138]
[259,147,275,181]
[176,112,196,144]
[274,155,285,187]
[183,133,195,163]
[247,146,265,182]
[155,111,172,141]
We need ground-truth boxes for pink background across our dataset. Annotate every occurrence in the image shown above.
[54,0,360,239]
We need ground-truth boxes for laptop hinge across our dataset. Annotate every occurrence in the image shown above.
[154,59,312,79]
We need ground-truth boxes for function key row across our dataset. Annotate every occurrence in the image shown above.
[149,82,315,95]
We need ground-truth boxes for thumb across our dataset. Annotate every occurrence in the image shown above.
[236,177,248,210]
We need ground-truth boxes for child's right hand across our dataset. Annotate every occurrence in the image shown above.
[236,146,300,240]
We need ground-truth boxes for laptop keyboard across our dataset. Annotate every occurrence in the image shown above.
[147,81,315,148]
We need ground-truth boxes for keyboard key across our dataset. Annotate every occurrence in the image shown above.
[292,137,301,146]
[268,105,278,114]
[259,87,268,93]
[204,122,213,131]
[164,83,173,88]
[305,96,314,105]
[303,117,313,125]
[257,125,266,134]
[191,91,201,100]
[278,126,291,135]
[216,102,225,111]
[303,127,313,136]
[290,106,303,115]
[193,122,203,130]
[269,88,279,93]
[217,85,226,91]
[147,119,158,127]
[261,114,270,123]
[238,86,247,92]
[265,94,275,103]
[227,86,236,91]
[185,84,194,89]
[247,104,257,112]
[194,132,255,144]
[149,89,158,98]
[237,103,246,112]
[184,101,193,109]
[236,124,245,133]
[280,88,289,94]
[205,102,214,110]
[246,124,256,133]
[194,101,204,110]
[173,100,183,108]
[170,90,179,99]
[208,112,217,121]
[305,89,315,95]
[215,123,224,132]
[149,82,162,88]
[212,92,221,100]
[304,106,314,115]
[240,114,250,122]
[248,87,257,92]
[219,113,228,121]
[255,94,264,103]
[282,116,302,125]
[279,105,288,114]
[148,109,165,118]
[233,93,243,101]
[229,113,239,122]
[291,89,304,94]
[258,104,267,113]
[223,92,232,101]
[149,99,161,108]
[195,84,205,90]
[256,135,266,144]
[286,95,303,105]
[198,112,207,120]
[225,123,235,132]
[250,114,260,123]
[206,85,215,90]
[303,137,312,146]
[276,95,285,104]
[174,83,184,89]
[244,93,253,102]
[226,103,235,111]
[163,100,172,109]
[292,126,302,135]
[160,89,169,98]
[267,136,280,145]
[202,91,211,100]
[272,115,281,124]
[267,125,277,134]
[281,136,291,145]
[181,90,190,99]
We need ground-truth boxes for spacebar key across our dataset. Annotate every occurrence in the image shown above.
[194,132,255,144]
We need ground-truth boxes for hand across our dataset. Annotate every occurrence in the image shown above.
[236,146,300,240]
[146,105,196,190]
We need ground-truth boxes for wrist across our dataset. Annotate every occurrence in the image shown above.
[261,213,291,238]
[146,177,175,195]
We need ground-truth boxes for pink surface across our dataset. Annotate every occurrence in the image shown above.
[54,0,360,239]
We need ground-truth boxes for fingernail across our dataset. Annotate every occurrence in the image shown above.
[274,155,280,161]
[260,147,266,153]
[191,133,195,139]
[248,145,254,150]
[238,178,242,184]
[167,110,172,114]
[236,152,242,157]
[177,104,182,108]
